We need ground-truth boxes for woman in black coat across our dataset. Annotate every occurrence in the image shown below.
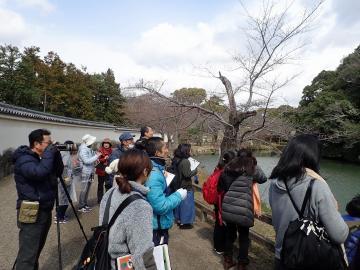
[218,149,267,270]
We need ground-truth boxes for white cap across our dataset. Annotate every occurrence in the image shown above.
[82,134,97,146]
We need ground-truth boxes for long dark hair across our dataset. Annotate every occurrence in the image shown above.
[174,143,191,159]
[116,149,152,193]
[270,134,320,181]
[217,150,236,169]
[225,148,255,176]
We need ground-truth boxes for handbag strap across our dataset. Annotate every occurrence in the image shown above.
[102,189,115,225]
[107,194,143,230]
[285,179,315,219]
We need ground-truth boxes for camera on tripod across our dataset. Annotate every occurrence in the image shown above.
[56,143,77,151]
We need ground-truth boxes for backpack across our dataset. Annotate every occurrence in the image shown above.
[202,168,223,205]
[281,179,347,270]
[76,190,142,270]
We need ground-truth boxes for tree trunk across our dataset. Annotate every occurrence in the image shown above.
[220,122,240,153]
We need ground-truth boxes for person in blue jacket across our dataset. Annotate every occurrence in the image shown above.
[13,129,63,270]
[343,194,360,268]
[145,137,187,246]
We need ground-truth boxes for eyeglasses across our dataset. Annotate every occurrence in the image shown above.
[41,141,52,145]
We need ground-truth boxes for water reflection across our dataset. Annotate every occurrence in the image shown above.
[196,154,360,213]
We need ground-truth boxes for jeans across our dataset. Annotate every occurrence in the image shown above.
[224,223,250,265]
[97,174,111,203]
[15,209,52,270]
[79,174,92,208]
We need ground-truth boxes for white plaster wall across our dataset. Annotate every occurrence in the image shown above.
[0,116,140,153]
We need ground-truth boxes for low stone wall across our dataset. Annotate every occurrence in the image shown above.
[0,148,14,180]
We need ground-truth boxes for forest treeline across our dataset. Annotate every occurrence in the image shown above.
[0,45,125,125]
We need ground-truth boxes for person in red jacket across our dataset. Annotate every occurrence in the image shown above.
[96,138,113,203]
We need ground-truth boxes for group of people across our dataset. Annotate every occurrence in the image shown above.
[12,126,198,270]
[12,128,359,270]
[204,134,359,270]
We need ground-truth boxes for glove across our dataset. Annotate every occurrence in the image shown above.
[176,188,187,200]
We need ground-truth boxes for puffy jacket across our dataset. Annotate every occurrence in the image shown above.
[109,145,126,163]
[145,159,182,230]
[13,145,58,211]
[95,146,112,176]
[344,215,360,265]
[219,166,267,227]
[78,143,98,175]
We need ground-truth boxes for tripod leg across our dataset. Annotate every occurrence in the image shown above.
[55,182,63,270]
[58,176,88,242]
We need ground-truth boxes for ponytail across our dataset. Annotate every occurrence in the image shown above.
[115,175,131,194]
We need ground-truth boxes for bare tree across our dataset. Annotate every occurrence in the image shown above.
[126,0,324,152]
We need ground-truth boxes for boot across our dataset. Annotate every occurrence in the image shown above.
[236,263,247,270]
[223,256,236,270]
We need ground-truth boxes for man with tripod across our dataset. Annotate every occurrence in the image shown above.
[13,129,64,270]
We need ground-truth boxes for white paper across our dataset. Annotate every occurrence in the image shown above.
[165,171,175,187]
[153,245,165,270]
[153,245,171,270]
[188,157,200,171]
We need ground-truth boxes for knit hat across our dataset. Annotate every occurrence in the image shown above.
[102,138,112,147]
[82,134,97,146]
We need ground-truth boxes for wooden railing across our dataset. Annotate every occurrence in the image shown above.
[192,183,275,252]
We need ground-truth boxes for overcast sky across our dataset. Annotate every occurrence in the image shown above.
[1,0,359,106]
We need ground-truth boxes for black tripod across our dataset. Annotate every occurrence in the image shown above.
[55,175,89,270]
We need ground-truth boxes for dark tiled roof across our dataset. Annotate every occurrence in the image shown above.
[0,102,134,130]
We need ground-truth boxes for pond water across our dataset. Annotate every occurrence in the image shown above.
[196,154,360,214]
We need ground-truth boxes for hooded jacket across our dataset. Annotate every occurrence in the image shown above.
[220,166,267,227]
[269,174,349,259]
[13,145,58,211]
[78,143,98,176]
[145,159,182,230]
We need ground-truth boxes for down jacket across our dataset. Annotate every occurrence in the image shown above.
[78,143,98,176]
[219,166,267,227]
[145,159,182,230]
[13,146,61,211]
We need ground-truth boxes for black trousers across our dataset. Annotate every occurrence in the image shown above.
[213,206,226,252]
[16,209,52,270]
[97,174,111,203]
[274,258,287,270]
[56,205,68,220]
[153,229,169,246]
[224,223,250,265]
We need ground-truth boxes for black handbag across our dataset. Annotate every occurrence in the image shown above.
[281,179,348,270]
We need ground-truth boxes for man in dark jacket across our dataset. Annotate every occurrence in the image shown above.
[135,126,153,151]
[13,129,63,270]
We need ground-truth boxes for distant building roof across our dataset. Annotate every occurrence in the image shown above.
[0,102,134,130]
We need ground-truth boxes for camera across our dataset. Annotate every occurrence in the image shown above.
[56,143,76,151]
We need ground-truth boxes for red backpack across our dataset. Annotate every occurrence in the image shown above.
[202,168,223,205]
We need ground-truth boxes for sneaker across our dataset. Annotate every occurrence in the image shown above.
[84,205,92,211]
[214,249,224,255]
[59,219,68,224]
[179,224,193,230]
[78,207,90,213]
